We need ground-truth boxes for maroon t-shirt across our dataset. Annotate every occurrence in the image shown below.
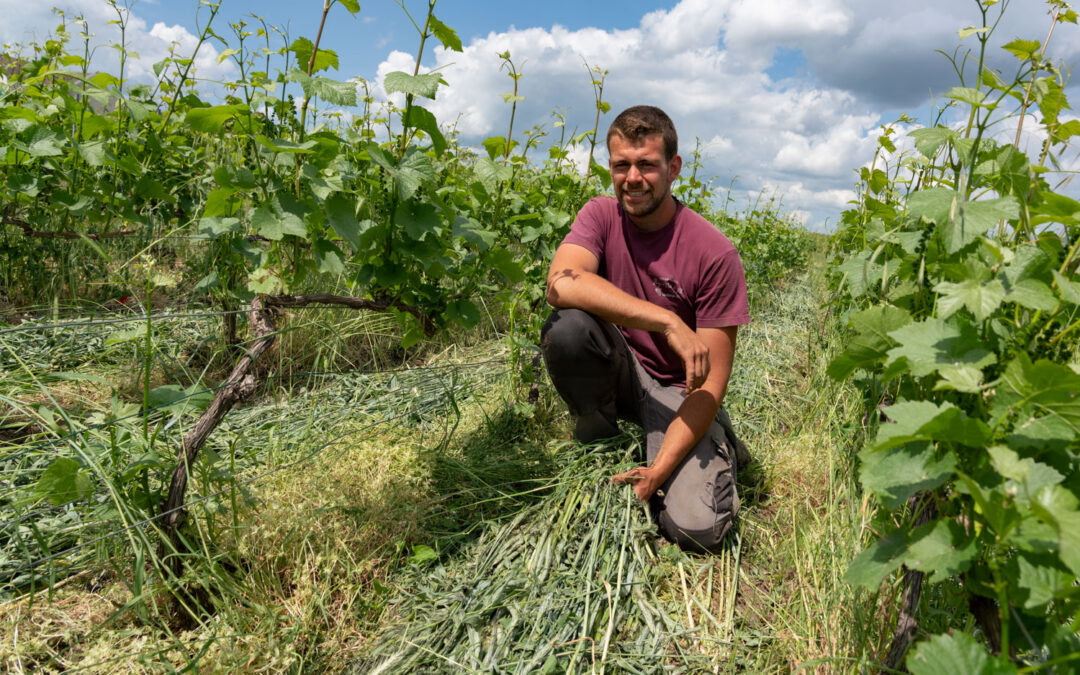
[562,196,750,387]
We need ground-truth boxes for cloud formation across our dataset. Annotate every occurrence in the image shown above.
[0,0,235,87]
[366,0,1078,230]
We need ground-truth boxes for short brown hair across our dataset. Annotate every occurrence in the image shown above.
[606,105,678,161]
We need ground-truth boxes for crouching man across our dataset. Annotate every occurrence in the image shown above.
[542,105,749,552]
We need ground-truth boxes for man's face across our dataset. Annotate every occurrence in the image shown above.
[608,133,681,227]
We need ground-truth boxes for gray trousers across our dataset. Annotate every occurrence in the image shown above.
[540,308,740,552]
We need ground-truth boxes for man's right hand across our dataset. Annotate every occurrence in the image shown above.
[663,318,710,391]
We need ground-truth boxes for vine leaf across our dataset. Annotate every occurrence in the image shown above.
[1031,485,1080,575]
[845,530,906,589]
[907,631,1017,675]
[908,128,958,159]
[251,194,308,241]
[859,442,955,510]
[393,151,437,201]
[428,15,463,52]
[905,519,977,583]
[935,277,1005,321]
[384,71,445,99]
[325,193,362,249]
[885,317,995,380]
[993,354,1080,430]
[874,401,991,450]
[1003,278,1058,312]
[1008,552,1073,610]
[940,197,1019,254]
[405,105,447,156]
[289,37,338,73]
[396,198,442,241]
[987,445,1064,500]
[835,250,883,298]
[184,104,250,134]
[828,305,912,380]
[36,458,94,506]
[313,240,345,275]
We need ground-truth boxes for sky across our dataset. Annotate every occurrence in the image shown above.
[2,0,1079,232]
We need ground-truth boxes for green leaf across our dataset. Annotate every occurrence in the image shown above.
[76,140,106,167]
[289,37,338,73]
[338,0,361,14]
[828,305,912,379]
[946,87,992,108]
[908,632,1017,675]
[311,77,358,106]
[198,216,241,238]
[835,250,884,298]
[860,442,956,510]
[845,530,907,589]
[36,458,94,505]
[487,247,525,283]
[384,71,444,99]
[428,15,463,52]
[885,317,996,379]
[906,187,956,225]
[1053,270,1080,305]
[1031,485,1080,575]
[251,194,308,241]
[392,151,436,201]
[405,105,447,156]
[958,25,990,39]
[908,127,959,159]
[987,445,1064,499]
[452,217,497,251]
[904,519,977,583]
[184,104,250,133]
[934,277,1005,321]
[325,193,361,249]
[24,126,65,157]
[474,157,513,194]
[1001,38,1041,61]
[395,198,441,240]
[247,268,284,295]
[1003,278,1058,312]
[934,365,985,394]
[446,299,482,328]
[941,197,1019,254]
[482,136,507,160]
[994,354,1080,431]
[1010,552,1073,610]
[213,166,257,191]
[873,400,991,451]
[255,135,317,154]
[408,544,438,566]
[148,384,212,412]
[314,239,345,275]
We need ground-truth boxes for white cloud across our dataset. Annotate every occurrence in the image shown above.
[0,0,235,85]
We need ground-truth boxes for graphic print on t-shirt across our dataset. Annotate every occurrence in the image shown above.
[652,276,685,301]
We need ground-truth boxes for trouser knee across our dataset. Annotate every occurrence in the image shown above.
[656,508,734,554]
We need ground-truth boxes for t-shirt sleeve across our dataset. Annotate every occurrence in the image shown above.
[696,248,750,328]
[560,197,609,261]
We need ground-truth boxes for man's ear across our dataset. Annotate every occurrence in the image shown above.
[668,154,683,182]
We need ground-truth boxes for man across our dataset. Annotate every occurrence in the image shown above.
[541,105,749,552]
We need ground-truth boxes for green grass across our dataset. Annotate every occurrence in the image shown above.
[0,250,910,673]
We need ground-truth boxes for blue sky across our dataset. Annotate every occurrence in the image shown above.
[2,0,1078,231]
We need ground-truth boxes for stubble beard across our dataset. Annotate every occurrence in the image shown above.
[618,186,668,220]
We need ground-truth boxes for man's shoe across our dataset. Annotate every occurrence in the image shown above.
[574,410,621,443]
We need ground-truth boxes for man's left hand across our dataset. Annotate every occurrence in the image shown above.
[612,466,661,501]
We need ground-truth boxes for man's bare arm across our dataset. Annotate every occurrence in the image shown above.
[612,326,737,501]
[546,242,711,390]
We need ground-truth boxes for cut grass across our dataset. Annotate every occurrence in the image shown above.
[0,252,902,673]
